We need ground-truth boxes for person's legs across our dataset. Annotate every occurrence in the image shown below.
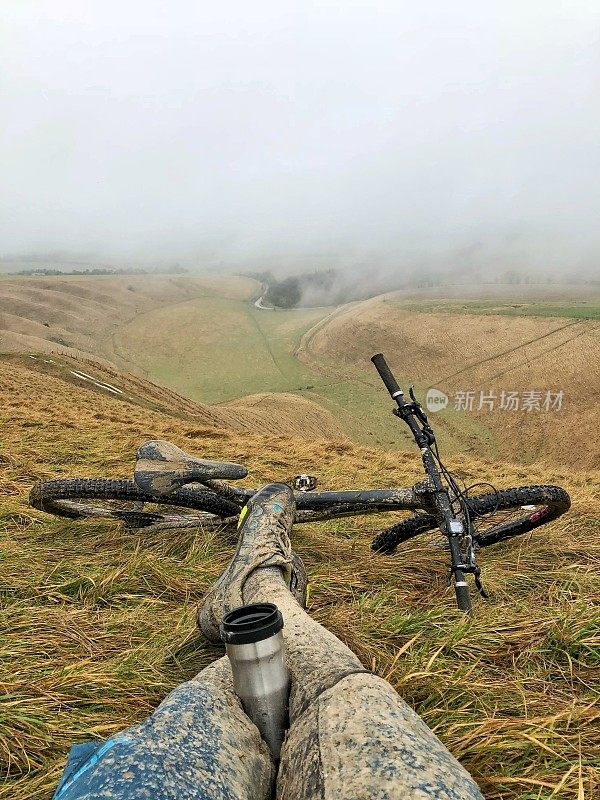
[55,480,482,800]
[53,655,273,800]
[199,483,484,800]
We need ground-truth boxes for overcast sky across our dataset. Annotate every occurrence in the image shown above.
[1,1,599,273]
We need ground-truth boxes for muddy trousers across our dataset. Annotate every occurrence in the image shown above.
[53,564,483,800]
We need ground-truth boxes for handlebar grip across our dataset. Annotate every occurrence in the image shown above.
[371,353,402,398]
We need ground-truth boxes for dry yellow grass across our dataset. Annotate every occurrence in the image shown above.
[0,354,348,445]
[1,353,599,799]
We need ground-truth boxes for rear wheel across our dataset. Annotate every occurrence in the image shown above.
[29,478,241,529]
[371,485,571,554]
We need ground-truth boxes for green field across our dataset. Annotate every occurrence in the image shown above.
[111,298,327,402]
[386,298,600,320]
[109,294,496,454]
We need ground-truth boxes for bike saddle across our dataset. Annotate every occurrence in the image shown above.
[134,440,248,496]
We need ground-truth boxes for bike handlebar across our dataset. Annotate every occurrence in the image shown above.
[371,353,403,399]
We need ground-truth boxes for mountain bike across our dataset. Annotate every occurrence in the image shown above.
[29,354,570,612]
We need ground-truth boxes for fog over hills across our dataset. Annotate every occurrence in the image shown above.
[1,2,600,280]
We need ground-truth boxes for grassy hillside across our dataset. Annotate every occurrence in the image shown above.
[0,273,258,362]
[0,276,352,442]
[111,295,419,448]
[106,291,502,453]
[91,280,600,465]
[297,293,600,469]
[0,274,420,449]
[0,353,347,443]
[1,356,599,799]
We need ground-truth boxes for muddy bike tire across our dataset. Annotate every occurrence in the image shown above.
[371,485,571,554]
[29,478,241,528]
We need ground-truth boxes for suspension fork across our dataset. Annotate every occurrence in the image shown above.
[394,391,473,613]
[420,446,472,613]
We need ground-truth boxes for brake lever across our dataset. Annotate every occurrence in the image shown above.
[402,386,437,447]
[408,386,429,424]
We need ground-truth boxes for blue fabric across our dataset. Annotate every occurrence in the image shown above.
[53,738,131,799]
[50,679,248,800]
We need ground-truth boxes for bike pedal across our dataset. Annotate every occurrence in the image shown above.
[292,474,318,492]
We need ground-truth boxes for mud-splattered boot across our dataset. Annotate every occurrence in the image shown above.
[197,483,307,642]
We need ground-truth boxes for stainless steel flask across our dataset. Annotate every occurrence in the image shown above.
[221,603,290,759]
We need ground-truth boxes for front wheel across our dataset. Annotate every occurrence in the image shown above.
[371,485,571,554]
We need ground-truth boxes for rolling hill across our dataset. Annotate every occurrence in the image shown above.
[2,274,598,468]
[0,275,347,442]
[0,353,347,444]
[297,292,600,469]
[0,273,257,362]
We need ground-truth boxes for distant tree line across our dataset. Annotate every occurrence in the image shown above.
[15,267,146,276]
[12,264,189,276]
